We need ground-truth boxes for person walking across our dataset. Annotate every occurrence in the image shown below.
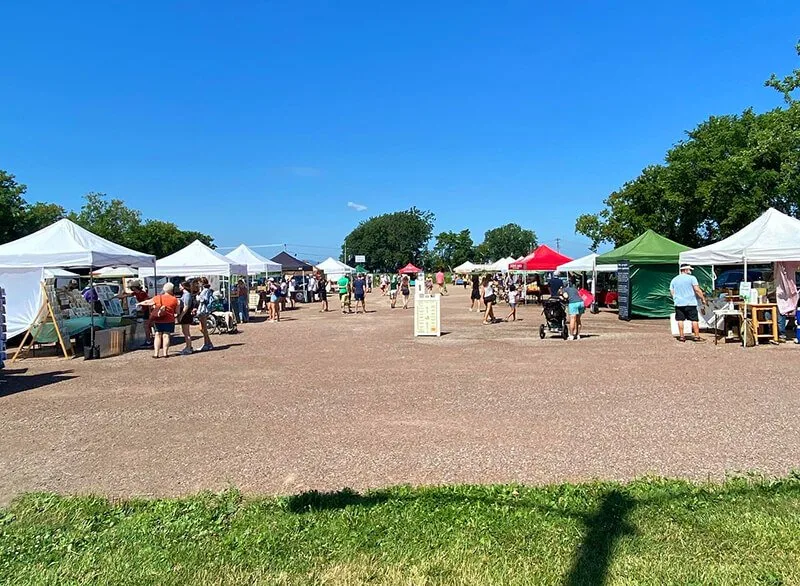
[481,276,496,324]
[436,269,447,295]
[562,280,585,340]
[316,273,329,312]
[505,284,518,322]
[196,277,215,350]
[308,271,318,303]
[399,274,411,309]
[547,272,564,298]
[670,263,707,342]
[287,277,296,309]
[177,280,195,355]
[338,273,352,314]
[353,273,367,314]
[267,277,281,322]
[389,274,399,308]
[236,278,249,323]
[469,274,482,312]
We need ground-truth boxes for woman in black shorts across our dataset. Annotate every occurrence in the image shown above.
[177,280,195,355]
[469,274,482,312]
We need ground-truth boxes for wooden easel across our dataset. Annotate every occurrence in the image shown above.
[11,282,73,362]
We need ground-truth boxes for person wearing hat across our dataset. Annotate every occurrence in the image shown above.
[670,263,707,342]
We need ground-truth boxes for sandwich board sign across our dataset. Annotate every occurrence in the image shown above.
[414,293,441,337]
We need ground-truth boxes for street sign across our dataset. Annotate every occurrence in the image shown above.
[354,255,366,263]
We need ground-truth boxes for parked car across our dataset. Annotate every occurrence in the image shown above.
[714,270,769,290]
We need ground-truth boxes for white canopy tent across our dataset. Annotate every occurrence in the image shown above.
[92,266,138,278]
[225,244,281,275]
[453,261,477,273]
[315,257,355,281]
[0,219,156,269]
[680,208,800,266]
[557,253,618,301]
[0,219,156,346]
[139,240,246,277]
[487,256,517,272]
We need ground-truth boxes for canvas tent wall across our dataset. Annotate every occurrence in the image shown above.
[596,229,709,318]
[225,244,281,275]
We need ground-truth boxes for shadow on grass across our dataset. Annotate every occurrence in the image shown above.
[287,487,390,513]
[0,368,78,398]
[564,490,636,586]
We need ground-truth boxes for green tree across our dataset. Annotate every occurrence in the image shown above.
[765,40,800,103]
[576,104,800,249]
[475,223,536,262]
[68,192,142,244]
[0,170,28,244]
[431,229,474,269]
[24,202,66,233]
[342,207,435,271]
[129,220,214,258]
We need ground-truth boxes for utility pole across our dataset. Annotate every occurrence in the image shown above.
[555,238,561,252]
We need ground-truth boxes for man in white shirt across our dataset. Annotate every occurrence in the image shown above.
[670,264,707,342]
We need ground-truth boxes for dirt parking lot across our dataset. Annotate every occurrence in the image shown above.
[1,288,798,504]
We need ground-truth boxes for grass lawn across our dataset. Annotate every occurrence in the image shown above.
[1,476,799,585]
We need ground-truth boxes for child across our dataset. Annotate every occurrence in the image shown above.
[505,284,518,322]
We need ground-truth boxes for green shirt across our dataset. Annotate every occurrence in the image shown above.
[337,276,350,294]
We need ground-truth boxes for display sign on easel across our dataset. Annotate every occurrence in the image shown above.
[12,282,73,362]
[414,294,441,337]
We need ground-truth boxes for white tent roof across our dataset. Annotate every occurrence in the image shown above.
[92,265,138,278]
[139,240,246,276]
[315,257,355,275]
[43,268,80,278]
[557,253,618,273]
[453,261,476,273]
[680,208,800,265]
[225,244,281,274]
[0,218,155,269]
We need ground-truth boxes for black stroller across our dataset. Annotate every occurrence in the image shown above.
[539,296,569,339]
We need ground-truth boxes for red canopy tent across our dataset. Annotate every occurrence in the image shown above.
[508,245,572,271]
[399,263,422,274]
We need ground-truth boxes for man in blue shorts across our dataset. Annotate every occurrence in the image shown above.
[670,263,707,342]
[353,273,367,314]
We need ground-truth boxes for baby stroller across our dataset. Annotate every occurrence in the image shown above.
[540,296,569,339]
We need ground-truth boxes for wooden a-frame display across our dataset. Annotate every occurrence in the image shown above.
[11,282,73,362]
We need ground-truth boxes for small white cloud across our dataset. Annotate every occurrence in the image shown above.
[347,201,367,212]
[286,166,321,177]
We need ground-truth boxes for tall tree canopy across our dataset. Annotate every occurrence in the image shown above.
[577,44,800,250]
[431,229,474,269]
[475,223,537,261]
[342,207,435,271]
[0,169,213,257]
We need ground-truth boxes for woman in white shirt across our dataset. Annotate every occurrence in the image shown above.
[481,276,496,324]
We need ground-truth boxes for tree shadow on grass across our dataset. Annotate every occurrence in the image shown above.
[0,368,78,398]
[287,487,390,513]
[563,490,636,586]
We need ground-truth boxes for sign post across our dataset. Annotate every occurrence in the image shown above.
[414,294,441,337]
[617,260,631,321]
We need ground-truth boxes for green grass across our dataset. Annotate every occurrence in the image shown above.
[2,476,800,585]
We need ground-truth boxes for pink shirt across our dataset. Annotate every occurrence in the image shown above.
[435,271,445,284]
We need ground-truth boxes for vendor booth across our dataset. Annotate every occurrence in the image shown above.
[557,253,618,305]
[139,240,246,288]
[679,208,800,345]
[271,252,313,273]
[509,245,572,271]
[596,230,710,319]
[315,257,355,282]
[0,219,156,359]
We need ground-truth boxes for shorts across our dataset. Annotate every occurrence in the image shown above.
[154,322,175,334]
[319,289,327,300]
[401,288,410,296]
[471,290,481,300]
[675,305,698,322]
[179,312,193,325]
[568,301,585,316]
[390,290,397,298]
[340,293,350,303]
[354,293,365,301]
[270,295,279,303]
[484,294,496,304]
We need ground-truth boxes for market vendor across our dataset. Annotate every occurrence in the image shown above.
[120,279,153,346]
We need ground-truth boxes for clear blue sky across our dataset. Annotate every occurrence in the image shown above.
[2,1,798,261]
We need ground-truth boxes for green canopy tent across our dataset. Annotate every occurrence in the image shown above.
[596,230,710,318]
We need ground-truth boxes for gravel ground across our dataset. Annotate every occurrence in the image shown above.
[1,288,798,504]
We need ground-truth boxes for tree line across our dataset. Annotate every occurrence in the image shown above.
[341,207,537,272]
[0,169,213,258]
[576,42,800,250]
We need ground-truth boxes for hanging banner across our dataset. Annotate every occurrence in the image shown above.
[617,260,631,321]
[414,294,441,337]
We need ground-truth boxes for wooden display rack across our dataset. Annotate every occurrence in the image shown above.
[11,282,73,362]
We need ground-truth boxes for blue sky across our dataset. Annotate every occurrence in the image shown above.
[2,1,798,261]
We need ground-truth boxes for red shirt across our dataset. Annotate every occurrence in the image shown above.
[152,294,179,323]
[132,290,149,302]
